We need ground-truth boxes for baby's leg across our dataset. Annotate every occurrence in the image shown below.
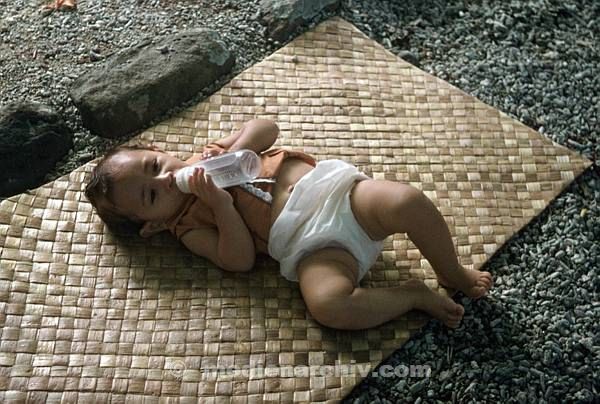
[350,180,493,298]
[296,248,464,330]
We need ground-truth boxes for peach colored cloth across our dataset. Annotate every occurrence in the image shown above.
[165,143,316,254]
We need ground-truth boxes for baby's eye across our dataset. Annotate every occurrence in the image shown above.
[153,158,159,173]
[150,190,156,204]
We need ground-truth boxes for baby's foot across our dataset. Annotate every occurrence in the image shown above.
[406,279,465,328]
[437,266,493,299]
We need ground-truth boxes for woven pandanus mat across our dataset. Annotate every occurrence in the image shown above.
[0,17,592,403]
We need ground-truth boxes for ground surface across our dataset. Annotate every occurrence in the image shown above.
[1,0,598,402]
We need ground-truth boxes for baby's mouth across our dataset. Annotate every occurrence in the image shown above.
[169,172,174,189]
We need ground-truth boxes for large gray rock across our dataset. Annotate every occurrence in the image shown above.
[0,102,73,196]
[260,0,340,42]
[70,29,235,138]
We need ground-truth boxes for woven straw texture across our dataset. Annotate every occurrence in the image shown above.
[0,17,591,403]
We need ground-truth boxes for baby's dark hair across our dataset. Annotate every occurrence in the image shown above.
[85,143,156,233]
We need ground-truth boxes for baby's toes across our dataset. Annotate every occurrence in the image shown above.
[447,304,464,320]
[477,274,493,288]
[446,315,462,328]
[470,284,488,299]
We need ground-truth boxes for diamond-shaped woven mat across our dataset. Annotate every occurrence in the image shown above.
[0,17,591,403]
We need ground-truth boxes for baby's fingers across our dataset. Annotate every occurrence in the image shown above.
[201,149,225,160]
[188,167,206,192]
[204,172,216,189]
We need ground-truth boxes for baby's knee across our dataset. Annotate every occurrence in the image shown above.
[305,292,355,329]
[394,183,427,210]
[309,304,352,330]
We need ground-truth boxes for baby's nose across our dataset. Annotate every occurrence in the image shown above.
[157,172,173,190]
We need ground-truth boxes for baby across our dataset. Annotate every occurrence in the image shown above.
[85,119,493,330]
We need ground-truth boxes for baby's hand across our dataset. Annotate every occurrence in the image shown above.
[188,167,233,208]
[200,149,225,160]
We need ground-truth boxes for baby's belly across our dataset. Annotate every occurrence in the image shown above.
[270,158,314,226]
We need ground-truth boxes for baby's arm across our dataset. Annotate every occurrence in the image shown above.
[180,209,255,272]
[180,167,255,272]
[212,119,279,154]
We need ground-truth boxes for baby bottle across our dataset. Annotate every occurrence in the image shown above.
[175,149,262,193]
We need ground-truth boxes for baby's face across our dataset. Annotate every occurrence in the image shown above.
[108,149,189,223]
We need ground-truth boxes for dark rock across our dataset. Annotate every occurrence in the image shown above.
[0,102,73,196]
[70,29,235,138]
[259,0,340,42]
[398,50,420,67]
[410,379,426,394]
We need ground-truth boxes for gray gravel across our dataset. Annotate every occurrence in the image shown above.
[1,0,598,402]
[1,0,332,178]
[339,2,599,403]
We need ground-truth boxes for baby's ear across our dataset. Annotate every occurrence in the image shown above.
[139,221,168,238]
